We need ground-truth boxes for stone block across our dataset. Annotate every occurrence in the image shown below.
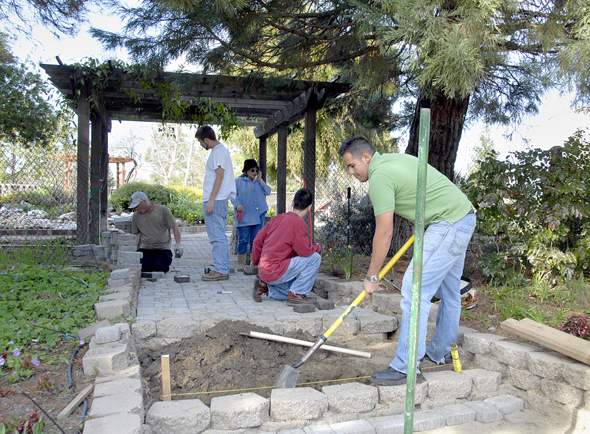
[88,392,143,419]
[78,319,111,341]
[322,382,378,413]
[82,413,142,434]
[174,275,190,283]
[330,420,375,434]
[132,320,157,339]
[439,403,476,425]
[283,319,323,337]
[563,361,590,391]
[111,268,131,280]
[157,318,200,338]
[528,388,557,414]
[316,298,335,310]
[377,381,428,410]
[122,263,142,270]
[423,371,472,400]
[294,304,316,313]
[94,378,142,398]
[146,400,210,434]
[366,414,404,434]
[99,292,132,303]
[95,300,131,319]
[304,426,336,434]
[527,351,566,379]
[322,318,359,337]
[491,340,540,369]
[210,392,269,429]
[508,367,541,391]
[412,409,446,431]
[464,401,504,423]
[118,259,141,266]
[461,369,501,393]
[473,353,507,372]
[108,277,131,286]
[483,394,525,414]
[461,332,505,355]
[95,325,122,344]
[118,245,138,252]
[94,365,140,384]
[104,282,134,294]
[359,315,396,334]
[270,387,328,420]
[83,341,130,375]
[541,378,584,406]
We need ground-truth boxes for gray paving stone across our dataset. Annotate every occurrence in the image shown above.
[88,392,143,419]
[99,291,132,303]
[95,325,122,344]
[322,382,378,413]
[439,403,476,425]
[111,268,131,279]
[94,365,140,384]
[461,333,506,355]
[156,318,200,338]
[491,340,540,369]
[366,414,404,434]
[483,394,525,414]
[146,399,210,434]
[359,315,396,334]
[377,381,428,410]
[541,378,584,406]
[321,318,359,337]
[132,320,157,339]
[330,419,375,434]
[508,367,541,390]
[78,319,111,341]
[271,387,328,421]
[527,351,567,379]
[93,378,142,398]
[473,353,507,372]
[423,371,472,400]
[303,425,335,434]
[95,300,131,319]
[461,369,501,393]
[413,409,446,431]
[83,341,130,375]
[563,361,590,391]
[464,401,504,423]
[293,304,316,313]
[82,413,142,434]
[210,393,269,429]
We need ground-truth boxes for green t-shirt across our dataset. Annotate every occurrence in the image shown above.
[368,153,472,225]
[131,204,177,250]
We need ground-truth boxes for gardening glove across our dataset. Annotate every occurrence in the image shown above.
[236,211,244,222]
[174,243,184,258]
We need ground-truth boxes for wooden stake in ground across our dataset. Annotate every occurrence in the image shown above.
[57,384,94,420]
[161,354,171,401]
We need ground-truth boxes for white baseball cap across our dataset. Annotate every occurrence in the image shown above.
[129,191,148,209]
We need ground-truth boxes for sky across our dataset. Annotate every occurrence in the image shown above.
[10,7,590,179]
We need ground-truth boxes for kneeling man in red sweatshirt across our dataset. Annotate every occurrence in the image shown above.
[251,188,322,305]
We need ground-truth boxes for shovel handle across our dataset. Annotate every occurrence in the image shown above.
[322,235,414,340]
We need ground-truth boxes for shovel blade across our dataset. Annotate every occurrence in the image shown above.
[276,365,299,389]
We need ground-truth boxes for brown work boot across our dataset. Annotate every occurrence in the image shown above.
[252,278,268,302]
[201,270,229,281]
[286,292,315,306]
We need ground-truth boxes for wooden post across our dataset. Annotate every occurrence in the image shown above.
[304,103,317,241]
[161,355,171,401]
[277,124,287,214]
[90,115,101,244]
[100,122,109,233]
[259,135,267,182]
[116,163,120,187]
[77,86,90,245]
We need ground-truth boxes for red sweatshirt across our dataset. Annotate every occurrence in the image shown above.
[252,211,322,283]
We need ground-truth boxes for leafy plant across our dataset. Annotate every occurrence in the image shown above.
[464,129,590,283]
[560,314,590,340]
[0,406,43,434]
[323,247,354,278]
[109,182,174,210]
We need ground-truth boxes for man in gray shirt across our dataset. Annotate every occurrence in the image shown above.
[129,191,183,273]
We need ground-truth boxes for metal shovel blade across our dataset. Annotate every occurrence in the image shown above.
[276,365,299,389]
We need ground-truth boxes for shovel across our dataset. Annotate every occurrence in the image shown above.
[276,235,415,388]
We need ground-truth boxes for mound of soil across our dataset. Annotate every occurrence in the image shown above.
[139,320,382,407]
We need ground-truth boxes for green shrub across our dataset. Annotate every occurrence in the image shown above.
[464,129,590,283]
[109,182,174,210]
[169,185,203,201]
[168,201,234,225]
[1,186,74,210]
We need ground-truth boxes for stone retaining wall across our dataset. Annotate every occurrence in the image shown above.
[80,272,590,433]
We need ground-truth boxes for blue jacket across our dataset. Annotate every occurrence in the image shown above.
[231,176,271,227]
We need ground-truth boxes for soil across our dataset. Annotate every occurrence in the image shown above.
[0,342,92,434]
[139,320,399,407]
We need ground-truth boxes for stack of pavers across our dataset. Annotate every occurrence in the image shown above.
[73,244,106,262]
[116,234,142,269]
[102,231,114,264]
[107,268,132,286]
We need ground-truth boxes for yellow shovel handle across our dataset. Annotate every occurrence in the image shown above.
[323,235,415,340]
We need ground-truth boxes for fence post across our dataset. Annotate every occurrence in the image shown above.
[76,86,90,245]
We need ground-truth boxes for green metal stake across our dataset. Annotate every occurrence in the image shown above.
[404,108,430,433]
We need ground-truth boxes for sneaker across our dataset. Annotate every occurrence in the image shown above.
[252,278,268,302]
[286,292,315,306]
[370,367,425,386]
[201,270,229,281]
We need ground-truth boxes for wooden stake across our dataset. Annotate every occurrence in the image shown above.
[161,355,171,401]
[58,384,94,420]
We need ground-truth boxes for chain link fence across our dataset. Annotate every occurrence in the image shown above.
[0,144,78,262]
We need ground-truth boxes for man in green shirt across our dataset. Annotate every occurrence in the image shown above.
[339,136,476,386]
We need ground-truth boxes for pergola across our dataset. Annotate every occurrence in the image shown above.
[41,63,350,245]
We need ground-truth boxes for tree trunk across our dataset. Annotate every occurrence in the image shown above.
[405,90,470,181]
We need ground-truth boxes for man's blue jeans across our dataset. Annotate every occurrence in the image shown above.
[203,200,230,274]
[390,211,476,373]
[236,213,265,254]
[267,252,322,300]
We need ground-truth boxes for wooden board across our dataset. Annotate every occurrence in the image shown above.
[161,355,171,401]
[501,318,590,366]
[58,385,94,420]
